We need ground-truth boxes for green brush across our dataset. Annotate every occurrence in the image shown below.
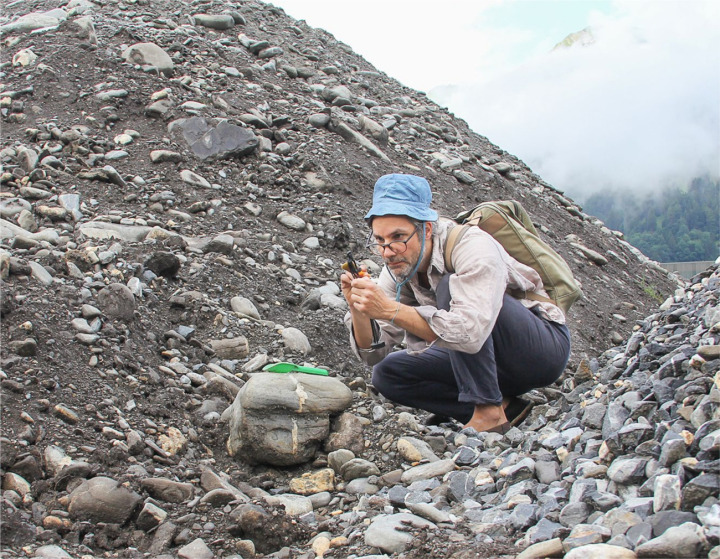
[262,362,329,376]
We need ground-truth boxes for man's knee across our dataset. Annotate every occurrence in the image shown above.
[372,354,407,402]
[371,359,402,400]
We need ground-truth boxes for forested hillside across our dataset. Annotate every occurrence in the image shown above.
[582,177,719,262]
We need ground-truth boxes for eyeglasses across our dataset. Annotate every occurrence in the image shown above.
[365,227,419,255]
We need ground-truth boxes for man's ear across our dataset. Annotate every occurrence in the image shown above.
[425,222,434,240]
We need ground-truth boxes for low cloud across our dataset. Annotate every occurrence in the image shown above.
[431,1,720,200]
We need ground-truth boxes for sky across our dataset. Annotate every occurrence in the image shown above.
[269,0,720,201]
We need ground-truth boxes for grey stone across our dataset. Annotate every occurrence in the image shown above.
[607,457,647,485]
[560,502,591,527]
[364,513,436,554]
[122,42,174,75]
[58,194,82,220]
[0,9,67,35]
[345,478,379,495]
[499,457,536,485]
[96,283,135,321]
[400,459,456,483]
[148,521,178,556]
[327,121,390,162]
[585,490,623,512]
[601,508,643,537]
[178,538,213,559]
[387,485,409,508]
[209,337,248,360]
[258,46,283,58]
[176,117,258,160]
[617,423,655,451]
[453,446,479,466]
[446,471,473,502]
[582,402,607,430]
[509,503,540,531]
[516,538,564,559]
[563,523,611,550]
[227,372,352,465]
[658,438,686,467]
[649,510,698,537]
[340,458,380,481]
[653,474,681,512]
[603,401,631,440]
[0,197,32,219]
[264,494,312,516]
[28,261,53,286]
[192,14,235,30]
[277,211,306,231]
[309,113,331,128]
[535,459,561,484]
[230,296,260,319]
[68,477,141,523]
[682,473,720,510]
[281,327,311,355]
[635,522,708,557]
[626,521,653,546]
[526,517,566,545]
[202,234,234,255]
[146,99,174,118]
[564,543,637,559]
[405,501,451,524]
[136,502,168,531]
[1,219,59,244]
[623,497,655,518]
[150,149,182,163]
[180,169,211,188]
[145,252,181,277]
[141,478,194,503]
[699,428,720,452]
[569,478,598,504]
[327,449,355,474]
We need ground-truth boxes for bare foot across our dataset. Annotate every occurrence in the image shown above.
[463,403,508,432]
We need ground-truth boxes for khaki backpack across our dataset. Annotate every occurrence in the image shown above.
[443,200,583,314]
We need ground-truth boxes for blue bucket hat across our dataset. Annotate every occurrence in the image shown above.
[365,174,438,222]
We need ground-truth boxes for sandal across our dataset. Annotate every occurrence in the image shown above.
[487,421,512,434]
[423,413,451,426]
[505,396,533,428]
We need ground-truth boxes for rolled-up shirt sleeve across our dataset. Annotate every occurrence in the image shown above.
[418,228,508,354]
[344,268,407,366]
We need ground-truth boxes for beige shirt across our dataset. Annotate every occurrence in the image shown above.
[345,219,566,366]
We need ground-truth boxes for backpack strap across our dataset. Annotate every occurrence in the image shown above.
[445,221,557,307]
[443,224,471,273]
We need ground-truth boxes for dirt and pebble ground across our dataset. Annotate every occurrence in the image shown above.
[0,1,705,558]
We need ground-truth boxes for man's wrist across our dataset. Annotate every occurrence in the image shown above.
[389,303,401,324]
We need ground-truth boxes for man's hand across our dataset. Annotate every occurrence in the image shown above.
[346,275,395,320]
[341,270,359,306]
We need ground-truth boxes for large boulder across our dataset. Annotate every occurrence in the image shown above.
[227,372,352,466]
[170,117,258,160]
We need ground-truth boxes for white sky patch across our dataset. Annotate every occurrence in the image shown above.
[434,0,720,198]
[271,1,505,91]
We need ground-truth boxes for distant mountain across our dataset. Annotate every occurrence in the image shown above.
[552,27,596,50]
[581,177,719,262]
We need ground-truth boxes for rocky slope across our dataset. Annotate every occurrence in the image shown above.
[2,1,714,559]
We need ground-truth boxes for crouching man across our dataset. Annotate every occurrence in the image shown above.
[342,173,571,433]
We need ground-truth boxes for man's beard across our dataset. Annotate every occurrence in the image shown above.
[386,254,419,282]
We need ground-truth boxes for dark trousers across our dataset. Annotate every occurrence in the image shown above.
[372,274,571,424]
